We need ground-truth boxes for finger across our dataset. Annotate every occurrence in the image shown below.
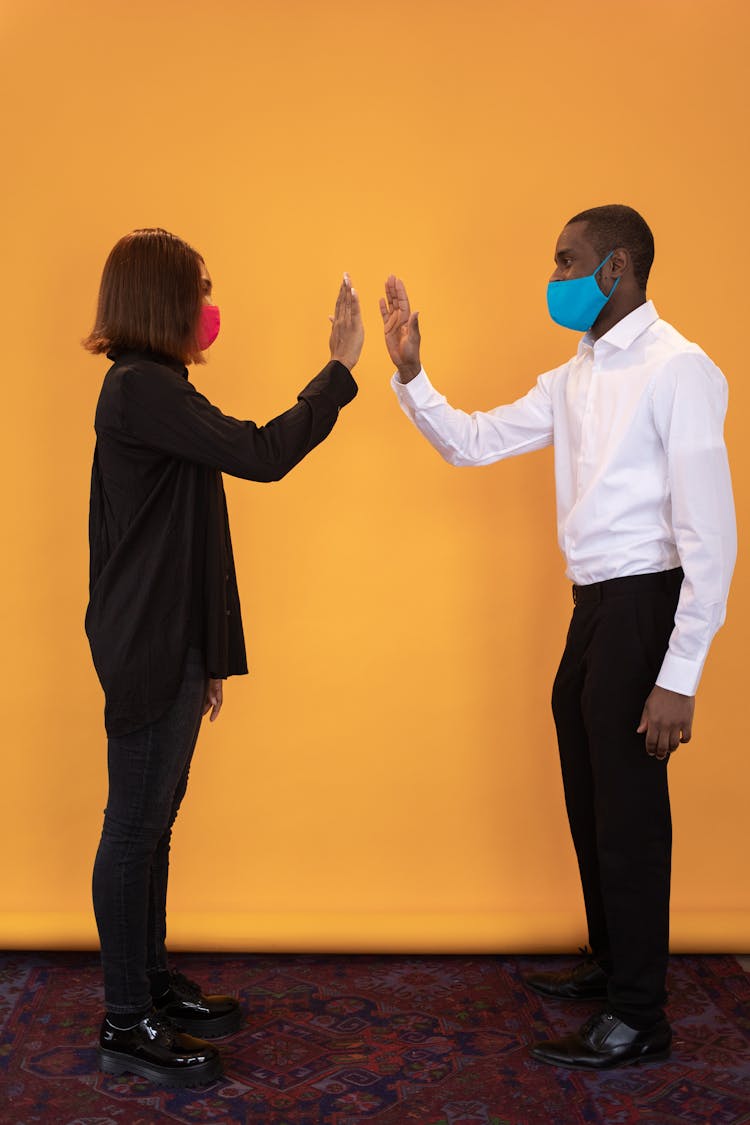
[394,276,411,314]
[655,727,673,760]
[343,273,352,321]
[644,722,659,756]
[379,297,388,322]
[636,706,648,734]
[385,274,399,315]
[385,277,409,331]
[381,302,402,335]
[333,278,345,323]
[383,315,401,339]
[350,286,361,319]
[680,723,692,744]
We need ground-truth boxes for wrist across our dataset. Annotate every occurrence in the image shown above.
[331,354,355,371]
[397,362,421,384]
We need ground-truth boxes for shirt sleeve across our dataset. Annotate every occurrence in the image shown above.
[113,359,358,482]
[391,368,554,465]
[651,353,737,695]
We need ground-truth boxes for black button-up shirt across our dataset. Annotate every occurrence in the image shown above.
[86,349,357,735]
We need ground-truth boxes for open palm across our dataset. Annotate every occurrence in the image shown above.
[380,275,421,379]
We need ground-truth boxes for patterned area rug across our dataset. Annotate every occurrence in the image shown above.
[1,952,749,1124]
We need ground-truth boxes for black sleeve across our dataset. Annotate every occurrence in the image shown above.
[113,359,358,482]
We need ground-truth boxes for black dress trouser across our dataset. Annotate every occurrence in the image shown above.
[551,567,684,1029]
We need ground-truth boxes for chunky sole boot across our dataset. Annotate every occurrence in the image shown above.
[153,969,242,1039]
[99,1013,222,1087]
[168,1006,242,1039]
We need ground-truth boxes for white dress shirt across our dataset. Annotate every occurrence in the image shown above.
[392,301,736,696]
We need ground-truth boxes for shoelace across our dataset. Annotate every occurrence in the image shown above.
[142,1012,178,1040]
[168,970,204,1003]
[579,1011,614,1037]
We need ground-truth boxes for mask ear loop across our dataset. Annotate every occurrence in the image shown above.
[595,250,621,299]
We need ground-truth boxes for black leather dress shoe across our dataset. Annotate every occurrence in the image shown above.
[99,1013,222,1086]
[531,1011,672,1070]
[153,970,242,1038]
[525,958,609,1001]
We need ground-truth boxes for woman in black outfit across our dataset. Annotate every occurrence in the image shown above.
[84,228,362,1087]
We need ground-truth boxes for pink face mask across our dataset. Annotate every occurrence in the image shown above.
[197,304,221,351]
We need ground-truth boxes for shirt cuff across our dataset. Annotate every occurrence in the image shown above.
[655,652,705,697]
[390,368,430,403]
[325,360,359,408]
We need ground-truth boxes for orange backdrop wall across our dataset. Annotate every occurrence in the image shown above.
[0,0,747,953]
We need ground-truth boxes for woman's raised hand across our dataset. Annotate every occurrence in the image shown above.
[329,274,364,371]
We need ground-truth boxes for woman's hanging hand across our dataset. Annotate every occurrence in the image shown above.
[203,679,224,722]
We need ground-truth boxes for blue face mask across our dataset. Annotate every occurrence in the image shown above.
[546,251,619,332]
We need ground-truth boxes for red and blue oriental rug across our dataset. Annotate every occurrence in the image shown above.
[1,952,748,1123]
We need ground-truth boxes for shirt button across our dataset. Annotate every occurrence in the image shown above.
[225,609,231,616]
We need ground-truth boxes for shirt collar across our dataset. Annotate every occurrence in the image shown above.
[108,348,188,377]
[578,299,659,355]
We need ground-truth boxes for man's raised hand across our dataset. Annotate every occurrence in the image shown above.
[329,273,364,372]
[380,275,421,383]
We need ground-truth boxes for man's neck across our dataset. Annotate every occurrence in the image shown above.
[589,293,648,342]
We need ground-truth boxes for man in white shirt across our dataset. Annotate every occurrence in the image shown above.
[381,204,736,1070]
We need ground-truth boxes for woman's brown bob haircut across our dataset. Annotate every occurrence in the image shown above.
[83,228,206,365]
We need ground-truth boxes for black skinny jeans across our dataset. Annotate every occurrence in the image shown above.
[92,648,207,1016]
[552,568,683,1029]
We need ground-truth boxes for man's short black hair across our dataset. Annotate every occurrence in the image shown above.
[567,204,655,290]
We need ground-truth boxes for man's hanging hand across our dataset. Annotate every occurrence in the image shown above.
[637,685,694,760]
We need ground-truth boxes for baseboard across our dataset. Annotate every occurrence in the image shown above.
[1,910,748,952]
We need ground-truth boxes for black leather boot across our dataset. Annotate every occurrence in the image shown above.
[153,970,242,1038]
[99,1012,222,1086]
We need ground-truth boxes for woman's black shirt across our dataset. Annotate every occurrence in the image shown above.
[86,349,357,736]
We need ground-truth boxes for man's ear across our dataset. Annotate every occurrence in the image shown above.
[610,247,630,277]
